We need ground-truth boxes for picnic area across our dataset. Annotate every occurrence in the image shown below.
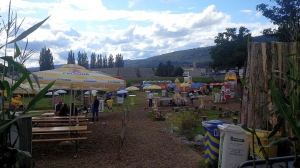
[31,91,241,167]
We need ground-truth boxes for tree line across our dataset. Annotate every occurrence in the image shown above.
[209,0,300,71]
[155,61,184,77]
[39,49,124,71]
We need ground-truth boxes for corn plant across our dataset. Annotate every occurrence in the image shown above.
[268,53,300,167]
[0,1,53,167]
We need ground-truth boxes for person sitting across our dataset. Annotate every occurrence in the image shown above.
[59,103,69,116]
[54,101,62,116]
[70,103,78,116]
[105,92,111,103]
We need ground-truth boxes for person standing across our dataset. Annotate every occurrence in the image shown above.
[70,103,78,116]
[92,96,100,122]
[189,90,194,106]
[148,91,154,107]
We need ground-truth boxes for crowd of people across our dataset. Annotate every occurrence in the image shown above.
[54,92,114,123]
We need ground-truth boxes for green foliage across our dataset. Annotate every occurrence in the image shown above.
[77,51,89,69]
[115,53,124,68]
[173,67,184,77]
[155,61,175,77]
[256,0,300,42]
[268,54,300,166]
[0,2,51,166]
[67,50,75,64]
[39,47,54,71]
[166,111,202,138]
[90,52,97,69]
[210,26,252,71]
[96,54,103,68]
[199,159,218,168]
[108,54,114,68]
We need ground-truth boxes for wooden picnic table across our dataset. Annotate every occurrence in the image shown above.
[32,118,89,127]
[32,125,87,133]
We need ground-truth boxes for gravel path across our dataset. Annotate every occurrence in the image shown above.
[32,92,241,168]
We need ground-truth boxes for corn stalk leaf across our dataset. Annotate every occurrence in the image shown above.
[2,16,50,46]
[14,43,21,59]
[270,82,300,138]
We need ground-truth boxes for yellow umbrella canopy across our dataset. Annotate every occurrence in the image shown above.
[1,77,36,94]
[180,83,190,92]
[31,64,125,90]
[180,83,190,87]
[143,84,162,90]
[126,86,139,91]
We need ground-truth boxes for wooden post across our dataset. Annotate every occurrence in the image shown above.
[211,105,216,110]
[19,117,32,167]
[242,42,300,129]
[232,117,238,125]
[218,112,222,118]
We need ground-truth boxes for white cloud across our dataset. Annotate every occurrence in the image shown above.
[128,0,141,8]
[240,10,252,14]
[0,1,275,68]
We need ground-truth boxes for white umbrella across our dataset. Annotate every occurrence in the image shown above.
[55,89,67,94]
[84,90,98,95]
[117,90,128,94]
[117,90,128,99]
[45,92,59,96]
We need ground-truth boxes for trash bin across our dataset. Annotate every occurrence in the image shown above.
[99,100,104,112]
[162,90,166,97]
[202,120,228,164]
[246,130,281,159]
[217,124,249,168]
[213,92,220,102]
[107,100,113,111]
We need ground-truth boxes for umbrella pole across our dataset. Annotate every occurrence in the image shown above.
[69,86,73,125]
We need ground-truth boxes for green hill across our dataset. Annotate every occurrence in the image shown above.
[124,46,212,68]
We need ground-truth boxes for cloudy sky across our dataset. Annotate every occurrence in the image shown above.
[0,0,277,68]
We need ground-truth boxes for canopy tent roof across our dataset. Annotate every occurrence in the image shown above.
[1,77,36,94]
[31,64,125,90]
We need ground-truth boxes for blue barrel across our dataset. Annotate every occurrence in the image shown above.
[202,120,228,164]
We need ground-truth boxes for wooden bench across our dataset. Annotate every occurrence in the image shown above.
[32,137,87,142]
[32,130,92,135]
[32,118,89,127]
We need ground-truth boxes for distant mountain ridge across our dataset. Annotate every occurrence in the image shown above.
[26,36,277,70]
[124,46,212,68]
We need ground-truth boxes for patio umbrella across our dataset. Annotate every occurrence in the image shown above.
[55,89,67,94]
[31,64,125,123]
[45,92,59,96]
[126,86,139,94]
[31,64,124,89]
[143,84,162,90]
[84,90,98,95]
[55,89,67,99]
[142,83,152,88]
[180,83,190,92]
[125,86,139,91]
[116,90,128,98]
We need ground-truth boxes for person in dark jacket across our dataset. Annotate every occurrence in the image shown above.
[92,96,100,122]
[59,103,69,116]
[70,103,78,116]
